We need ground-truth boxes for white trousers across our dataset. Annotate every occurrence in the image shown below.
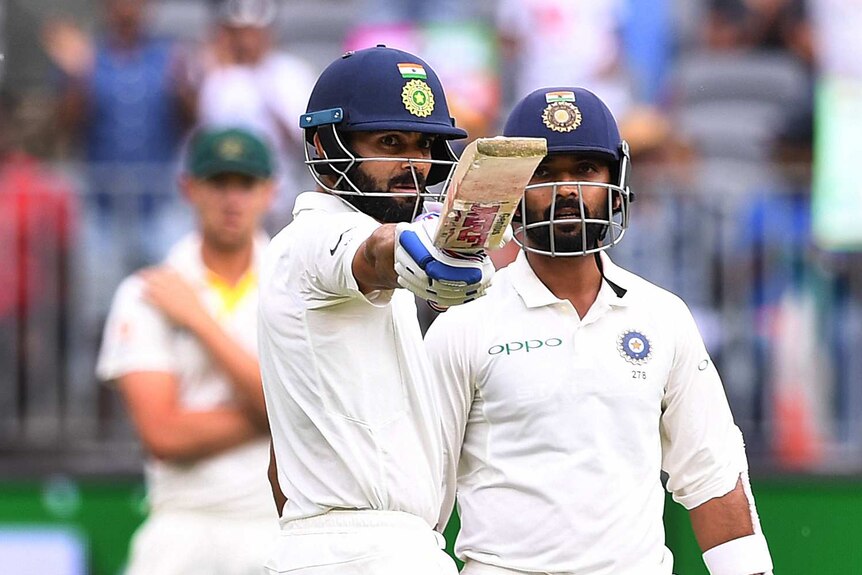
[461,562,544,575]
[125,510,278,575]
[460,558,678,575]
[264,510,459,575]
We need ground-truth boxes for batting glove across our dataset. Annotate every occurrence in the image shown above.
[395,213,495,309]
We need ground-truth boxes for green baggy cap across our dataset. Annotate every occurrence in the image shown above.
[187,127,274,179]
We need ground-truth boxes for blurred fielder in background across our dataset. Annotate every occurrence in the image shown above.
[426,87,773,575]
[258,45,494,574]
[96,127,278,575]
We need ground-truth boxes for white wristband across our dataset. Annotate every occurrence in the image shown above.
[702,533,773,575]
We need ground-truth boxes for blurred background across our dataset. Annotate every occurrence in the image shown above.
[1,0,861,573]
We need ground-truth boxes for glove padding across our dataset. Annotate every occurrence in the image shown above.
[395,213,495,309]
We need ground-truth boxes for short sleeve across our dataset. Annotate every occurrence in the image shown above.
[96,276,176,382]
[660,300,748,510]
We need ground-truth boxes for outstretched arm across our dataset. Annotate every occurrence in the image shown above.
[353,224,400,293]
[351,216,495,307]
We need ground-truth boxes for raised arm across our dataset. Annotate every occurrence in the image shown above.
[140,267,268,427]
[353,224,400,294]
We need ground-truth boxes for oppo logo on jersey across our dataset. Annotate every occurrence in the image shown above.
[488,338,563,355]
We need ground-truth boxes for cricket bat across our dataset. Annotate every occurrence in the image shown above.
[433,136,548,251]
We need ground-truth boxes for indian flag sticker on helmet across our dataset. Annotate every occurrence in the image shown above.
[617,330,653,365]
[402,79,435,117]
[545,91,576,103]
[397,62,427,79]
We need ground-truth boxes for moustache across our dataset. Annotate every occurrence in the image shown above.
[388,172,427,192]
[545,197,587,220]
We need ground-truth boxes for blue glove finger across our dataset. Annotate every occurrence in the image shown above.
[399,230,436,269]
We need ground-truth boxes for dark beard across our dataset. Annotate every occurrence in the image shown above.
[338,166,426,224]
[524,197,608,254]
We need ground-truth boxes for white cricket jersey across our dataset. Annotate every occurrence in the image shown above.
[258,191,445,528]
[97,232,274,518]
[425,251,748,575]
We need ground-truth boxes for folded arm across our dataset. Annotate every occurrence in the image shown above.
[118,371,262,463]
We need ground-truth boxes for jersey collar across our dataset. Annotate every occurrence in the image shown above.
[293,191,361,218]
[510,250,631,309]
[595,251,629,302]
[164,231,270,285]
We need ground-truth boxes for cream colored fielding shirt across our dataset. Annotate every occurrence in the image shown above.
[97,232,273,518]
[426,251,748,575]
[259,192,446,528]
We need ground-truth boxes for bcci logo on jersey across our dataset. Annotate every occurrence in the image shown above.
[617,330,652,365]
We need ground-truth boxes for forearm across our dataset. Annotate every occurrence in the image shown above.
[690,474,773,575]
[186,314,268,427]
[353,224,399,293]
[140,408,261,463]
[689,477,755,551]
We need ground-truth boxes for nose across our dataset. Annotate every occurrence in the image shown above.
[221,185,251,207]
[400,156,431,179]
[555,180,580,199]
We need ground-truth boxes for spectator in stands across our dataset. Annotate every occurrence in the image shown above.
[358,0,472,24]
[705,0,813,63]
[496,0,633,118]
[43,0,192,370]
[45,0,189,268]
[192,0,317,229]
[0,90,76,432]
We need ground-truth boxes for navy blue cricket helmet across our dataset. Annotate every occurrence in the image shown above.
[503,87,633,257]
[299,45,467,220]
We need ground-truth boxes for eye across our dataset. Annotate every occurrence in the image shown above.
[533,164,552,179]
[209,175,231,189]
[578,162,599,174]
[380,134,401,148]
[418,136,435,150]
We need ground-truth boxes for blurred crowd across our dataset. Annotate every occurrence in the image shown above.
[3,0,860,474]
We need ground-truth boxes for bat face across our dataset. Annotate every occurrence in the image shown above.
[443,198,517,250]
[433,137,548,251]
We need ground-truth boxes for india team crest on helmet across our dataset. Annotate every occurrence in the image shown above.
[542,91,582,133]
[402,79,435,118]
[617,330,652,365]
